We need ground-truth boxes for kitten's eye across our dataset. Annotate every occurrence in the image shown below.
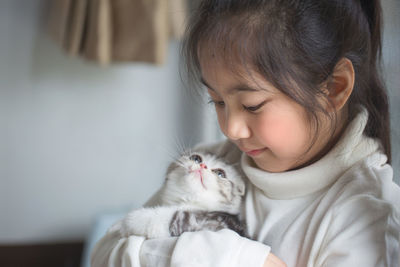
[212,168,226,179]
[189,154,203,164]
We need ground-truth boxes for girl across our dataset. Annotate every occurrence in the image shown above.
[91,0,400,266]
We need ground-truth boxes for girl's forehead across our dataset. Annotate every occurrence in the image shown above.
[199,56,276,94]
[198,44,246,71]
[199,57,239,82]
[199,52,250,82]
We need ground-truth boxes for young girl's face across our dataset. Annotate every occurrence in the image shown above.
[200,59,332,172]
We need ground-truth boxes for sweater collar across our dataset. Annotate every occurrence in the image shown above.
[240,108,381,199]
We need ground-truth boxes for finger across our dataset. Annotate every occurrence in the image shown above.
[265,253,287,267]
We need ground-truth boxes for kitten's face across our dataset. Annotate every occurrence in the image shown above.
[164,152,245,213]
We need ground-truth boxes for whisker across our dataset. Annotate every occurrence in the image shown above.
[175,159,185,166]
[160,145,180,163]
[174,137,188,156]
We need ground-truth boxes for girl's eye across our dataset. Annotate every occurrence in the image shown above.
[243,101,267,112]
[208,99,225,107]
[212,168,226,179]
[189,154,202,164]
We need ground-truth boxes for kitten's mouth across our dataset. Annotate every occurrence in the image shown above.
[189,169,207,189]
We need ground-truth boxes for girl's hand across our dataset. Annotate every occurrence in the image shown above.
[263,253,287,267]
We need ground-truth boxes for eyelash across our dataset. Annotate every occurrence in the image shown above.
[243,101,267,112]
[208,99,225,107]
[208,99,267,112]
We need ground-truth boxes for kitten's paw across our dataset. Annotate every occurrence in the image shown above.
[108,220,123,234]
[119,208,170,239]
[119,209,148,237]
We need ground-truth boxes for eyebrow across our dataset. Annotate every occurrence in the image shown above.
[200,77,260,94]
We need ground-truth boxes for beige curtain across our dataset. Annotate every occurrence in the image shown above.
[47,0,187,65]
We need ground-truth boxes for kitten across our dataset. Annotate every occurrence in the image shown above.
[118,151,246,239]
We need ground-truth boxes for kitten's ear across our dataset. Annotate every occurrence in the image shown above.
[236,183,245,196]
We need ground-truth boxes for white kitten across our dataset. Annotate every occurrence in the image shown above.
[117,151,246,239]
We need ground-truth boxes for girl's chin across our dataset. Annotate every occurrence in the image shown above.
[252,156,294,173]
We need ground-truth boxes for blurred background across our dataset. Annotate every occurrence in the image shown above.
[0,0,399,266]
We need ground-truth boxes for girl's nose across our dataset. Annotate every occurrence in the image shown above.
[200,163,207,169]
[224,113,251,140]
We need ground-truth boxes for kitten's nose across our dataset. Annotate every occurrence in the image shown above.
[200,163,207,169]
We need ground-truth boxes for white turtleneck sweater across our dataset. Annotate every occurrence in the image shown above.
[91,109,400,267]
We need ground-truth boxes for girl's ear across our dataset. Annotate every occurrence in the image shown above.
[326,57,355,111]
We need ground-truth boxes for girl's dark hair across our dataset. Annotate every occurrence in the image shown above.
[182,0,391,162]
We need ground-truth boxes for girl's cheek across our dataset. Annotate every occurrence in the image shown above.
[258,109,309,156]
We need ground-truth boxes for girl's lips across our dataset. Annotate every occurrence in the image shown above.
[245,148,267,157]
